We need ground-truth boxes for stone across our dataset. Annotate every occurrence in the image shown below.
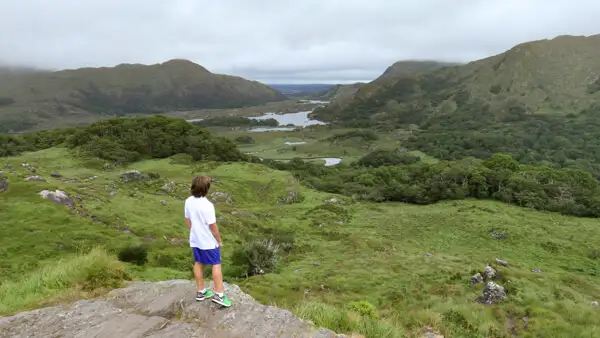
[278,191,301,204]
[471,273,483,285]
[25,176,45,182]
[484,265,496,279]
[20,162,29,167]
[0,280,344,337]
[161,181,177,192]
[0,171,4,176]
[39,190,74,206]
[324,198,341,204]
[160,200,167,206]
[27,166,36,173]
[121,170,146,182]
[209,191,233,204]
[495,258,508,266]
[50,173,63,178]
[490,230,506,240]
[420,326,444,338]
[591,301,599,307]
[0,178,7,192]
[4,164,12,169]
[478,282,507,305]
[532,269,542,273]
[109,191,118,196]
[424,253,433,257]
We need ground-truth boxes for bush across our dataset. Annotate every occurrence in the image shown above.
[231,239,281,276]
[117,244,148,266]
[347,301,378,320]
[357,149,421,168]
[235,135,255,144]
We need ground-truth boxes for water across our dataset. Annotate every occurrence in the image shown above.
[321,158,342,166]
[284,141,307,145]
[248,111,327,130]
[249,127,297,132]
[186,118,204,123]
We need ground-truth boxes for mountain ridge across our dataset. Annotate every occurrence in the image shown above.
[0,59,287,133]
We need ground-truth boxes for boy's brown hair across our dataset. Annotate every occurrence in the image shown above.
[191,176,211,197]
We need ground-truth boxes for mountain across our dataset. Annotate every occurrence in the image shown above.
[375,60,460,81]
[0,59,286,133]
[314,61,457,110]
[267,83,336,97]
[312,34,600,174]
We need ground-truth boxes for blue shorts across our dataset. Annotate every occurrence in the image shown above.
[192,247,221,265]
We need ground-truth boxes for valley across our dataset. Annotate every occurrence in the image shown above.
[2,33,600,338]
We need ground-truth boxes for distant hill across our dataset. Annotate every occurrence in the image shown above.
[313,60,456,109]
[312,34,600,175]
[0,59,287,133]
[267,84,335,97]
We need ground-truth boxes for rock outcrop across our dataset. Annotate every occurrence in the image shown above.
[39,190,74,206]
[0,178,7,192]
[0,280,342,338]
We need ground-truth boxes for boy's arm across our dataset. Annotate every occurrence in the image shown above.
[205,203,221,247]
[184,200,191,231]
[209,223,222,247]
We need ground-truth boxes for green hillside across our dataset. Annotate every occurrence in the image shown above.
[376,60,460,81]
[2,117,600,337]
[312,34,600,176]
[0,59,286,133]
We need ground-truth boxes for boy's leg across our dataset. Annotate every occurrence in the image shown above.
[209,248,231,307]
[192,248,214,300]
[193,262,204,291]
[212,264,224,293]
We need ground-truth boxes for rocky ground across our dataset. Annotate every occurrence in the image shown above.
[0,280,343,338]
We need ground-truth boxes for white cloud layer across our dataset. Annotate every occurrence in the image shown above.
[1,0,599,83]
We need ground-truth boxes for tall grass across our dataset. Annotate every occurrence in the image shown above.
[294,301,403,338]
[0,248,129,315]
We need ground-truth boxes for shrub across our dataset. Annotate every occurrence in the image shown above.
[231,239,281,276]
[234,135,255,144]
[117,244,148,266]
[347,301,378,320]
[357,149,421,168]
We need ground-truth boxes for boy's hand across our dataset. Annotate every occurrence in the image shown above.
[219,241,223,248]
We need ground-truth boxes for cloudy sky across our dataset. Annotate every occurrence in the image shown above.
[1,0,599,83]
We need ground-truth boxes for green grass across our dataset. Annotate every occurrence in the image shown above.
[2,147,600,337]
[217,127,410,165]
[0,248,129,315]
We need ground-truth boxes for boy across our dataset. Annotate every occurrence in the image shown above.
[184,175,232,307]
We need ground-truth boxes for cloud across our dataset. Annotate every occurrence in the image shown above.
[1,0,599,83]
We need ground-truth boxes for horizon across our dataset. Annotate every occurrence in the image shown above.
[2,1,600,83]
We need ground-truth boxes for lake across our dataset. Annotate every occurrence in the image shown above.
[248,111,327,132]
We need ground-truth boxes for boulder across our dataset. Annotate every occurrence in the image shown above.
[471,273,483,285]
[121,170,146,182]
[278,191,302,204]
[39,190,74,206]
[161,182,177,192]
[591,301,599,307]
[0,171,4,176]
[25,176,45,182]
[209,191,233,204]
[50,173,63,178]
[4,164,12,169]
[484,265,496,279]
[324,198,341,204]
[0,280,342,338]
[0,179,7,192]
[478,282,507,305]
[27,167,37,173]
[495,258,508,266]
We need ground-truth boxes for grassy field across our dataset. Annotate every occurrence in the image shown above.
[213,126,438,166]
[1,147,600,337]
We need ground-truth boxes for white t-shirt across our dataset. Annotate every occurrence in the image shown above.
[184,196,219,250]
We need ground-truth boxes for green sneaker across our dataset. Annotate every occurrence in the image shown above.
[212,293,232,307]
[196,289,214,301]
